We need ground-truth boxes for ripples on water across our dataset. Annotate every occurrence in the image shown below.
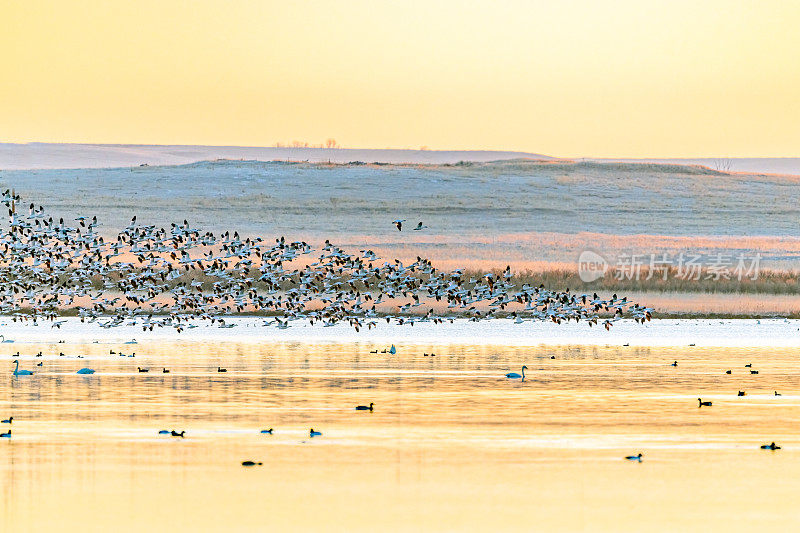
[2,341,800,532]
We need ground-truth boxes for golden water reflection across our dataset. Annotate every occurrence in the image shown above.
[2,341,800,531]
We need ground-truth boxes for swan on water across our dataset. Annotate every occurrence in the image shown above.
[12,360,33,376]
[505,365,528,381]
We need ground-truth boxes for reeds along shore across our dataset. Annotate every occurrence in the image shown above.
[477,267,800,295]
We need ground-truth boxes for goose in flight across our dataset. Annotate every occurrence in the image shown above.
[412,222,428,231]
[392,219,405,231]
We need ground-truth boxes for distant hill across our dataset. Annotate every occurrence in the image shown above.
[0,143,552,170]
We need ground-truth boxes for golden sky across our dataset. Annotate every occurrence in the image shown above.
[2,0,799,157]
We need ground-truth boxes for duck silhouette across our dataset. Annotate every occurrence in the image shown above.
[355,402,374,411]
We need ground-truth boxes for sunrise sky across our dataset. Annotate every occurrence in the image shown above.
[3,1,799,157]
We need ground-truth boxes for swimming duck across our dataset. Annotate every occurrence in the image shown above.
[158,430,170,435]
[725,370,732,374]
[137,367,149,373]
[241,461,263,466]
[1,417,11,424]
[760,442,781,450]
[774,391,782,396]
[260,428,273,434]
[162,368,170,373]
[624,453,643,462]
[77,368,95,374]
[171,430,185,437]
[670,361,678,367]
[750,370,759,375]
[217,367,227,373]
[355,402,374,411]
[0,430,10,438]
[698,398,712,407]
[310,428,322,437]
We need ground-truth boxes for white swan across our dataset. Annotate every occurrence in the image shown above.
[505,365,527,381]
[77,368,95,374]
[12,360,33,376]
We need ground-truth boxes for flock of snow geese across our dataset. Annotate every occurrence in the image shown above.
[0,189,653,334]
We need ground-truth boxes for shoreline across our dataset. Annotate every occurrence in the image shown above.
[1,317,798,348]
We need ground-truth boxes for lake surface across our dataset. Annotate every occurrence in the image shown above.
[2,329,800,532]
